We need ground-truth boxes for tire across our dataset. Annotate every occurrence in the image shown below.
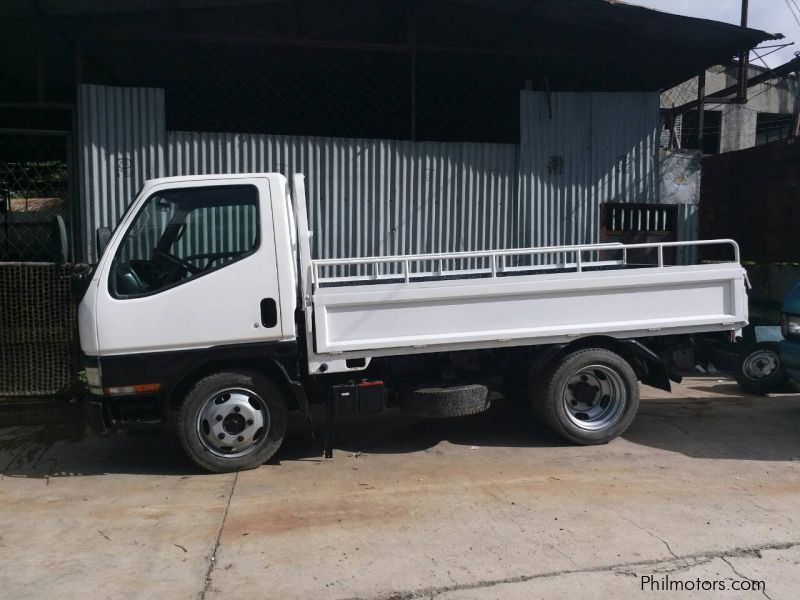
[178,371,288,473]
[734,342,787,395]
[532,348,639,445]
[400,384,490,418]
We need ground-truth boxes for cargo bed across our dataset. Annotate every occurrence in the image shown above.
[309,240,748,356]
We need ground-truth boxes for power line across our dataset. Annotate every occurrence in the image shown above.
[785,0,800,28]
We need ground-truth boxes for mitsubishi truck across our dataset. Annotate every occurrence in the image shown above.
[78,173,749,472]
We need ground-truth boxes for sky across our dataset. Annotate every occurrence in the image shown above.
[630,0,800,67]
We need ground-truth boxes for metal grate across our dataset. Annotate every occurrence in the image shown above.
[0,263,76,397]
[604,203,677,234]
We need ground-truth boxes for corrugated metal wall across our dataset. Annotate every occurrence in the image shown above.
[77,85,699,266]
[518,91,661,254]
[167,131,519,261]
[77,84,166,261]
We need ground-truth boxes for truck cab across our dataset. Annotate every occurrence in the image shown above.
[80,174,298,363]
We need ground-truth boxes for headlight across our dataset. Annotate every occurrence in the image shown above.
[783,315,800,339]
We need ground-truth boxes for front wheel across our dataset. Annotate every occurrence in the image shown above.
[178,371,287,473]
[531,348,639,445]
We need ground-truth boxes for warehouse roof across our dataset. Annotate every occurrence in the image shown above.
[1,0,777,93]
[0,0,781,141]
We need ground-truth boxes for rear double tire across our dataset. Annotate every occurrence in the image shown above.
[178,371,288,473]
[530,348,639,445]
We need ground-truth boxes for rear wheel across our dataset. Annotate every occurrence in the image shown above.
[531,348,639,445]
[178,371,287,473]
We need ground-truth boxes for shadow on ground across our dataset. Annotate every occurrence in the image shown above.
[626,390,800,462]
[2,382,800,479]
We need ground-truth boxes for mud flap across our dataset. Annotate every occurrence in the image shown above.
[272,361,314,433]
[621,340,678,392]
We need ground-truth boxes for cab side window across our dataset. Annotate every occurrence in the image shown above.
[110,185,259,298]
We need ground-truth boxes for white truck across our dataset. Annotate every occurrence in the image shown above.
[78,173,748,472]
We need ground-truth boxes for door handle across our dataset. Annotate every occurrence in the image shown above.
[260,298,278,328]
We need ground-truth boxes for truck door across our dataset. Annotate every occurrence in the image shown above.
[93,177,286,356]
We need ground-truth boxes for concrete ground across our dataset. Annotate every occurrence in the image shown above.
[1,376,799,600]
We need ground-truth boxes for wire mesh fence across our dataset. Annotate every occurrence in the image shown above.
[660,77,697,150]
[661,77,698,112]
[0,130,72,262]
[80,34,522,144]
[0,263,76,398]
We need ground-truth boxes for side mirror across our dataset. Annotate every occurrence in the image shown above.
[71,263,94,300]
[95,227,112,258]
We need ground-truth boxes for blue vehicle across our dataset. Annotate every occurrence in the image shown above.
[780,281,800,384]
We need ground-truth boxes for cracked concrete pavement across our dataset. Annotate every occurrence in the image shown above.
[1,375,799,599]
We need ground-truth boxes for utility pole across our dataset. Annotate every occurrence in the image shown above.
[737,0,749,102]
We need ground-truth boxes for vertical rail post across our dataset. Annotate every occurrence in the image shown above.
[403,259,410,283]
[658,245,664,267]
[576,250,583,273]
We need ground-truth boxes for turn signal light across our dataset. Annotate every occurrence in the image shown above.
[103,383,162,396]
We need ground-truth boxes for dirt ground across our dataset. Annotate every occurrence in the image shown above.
[1,375,799,599]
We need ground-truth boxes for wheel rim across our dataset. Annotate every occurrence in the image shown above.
[196,387,270,459]
[743,350,780,381]
[562,364,627,431]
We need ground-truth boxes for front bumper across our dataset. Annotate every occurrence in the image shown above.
[82,392,165,431]
[779,339,800,383]
[81,353,166,430]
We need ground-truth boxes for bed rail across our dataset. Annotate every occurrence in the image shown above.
[311,239,741,286]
